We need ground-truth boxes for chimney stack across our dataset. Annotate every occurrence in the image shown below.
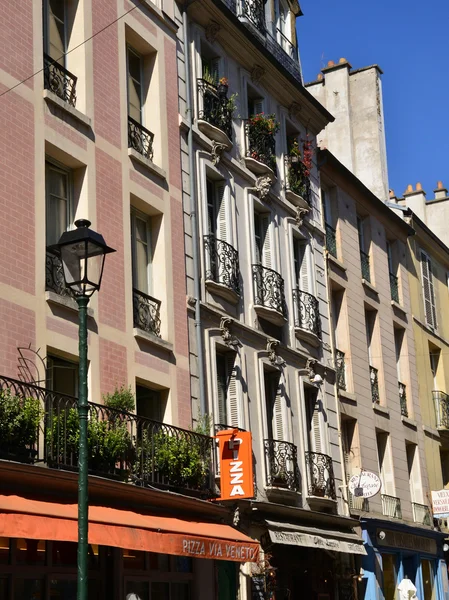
[434,181,448,201]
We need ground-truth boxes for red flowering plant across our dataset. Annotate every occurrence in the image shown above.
[247,113,280,172]
[286,135,314,202]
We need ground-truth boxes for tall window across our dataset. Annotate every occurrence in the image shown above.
[406,443,422,504]
[254,212,271,267]
[207,179,227,241]
[46,161,71,247]
[264,371,283,441]
[44,0,68,64]
[274,0,291,49]
[127,46,143,123]
[420,250,437,330]
[136,385,164,422]
[304,386,322,453]
[131,210,152,295]
[293,238,310,293]
[46,354,79,397]
[394,328,404,382]
[248,95,264,118]
[376,431,395,495]
[216,352,239,428]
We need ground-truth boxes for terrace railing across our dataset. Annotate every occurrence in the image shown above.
[43,53,77,107]
[204,235,240,295]
[305,451,336,500]
[264,439,300,491]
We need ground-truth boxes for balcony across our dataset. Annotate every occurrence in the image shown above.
[390,272,399,303]
[43,53,77,107]
[336,349,346,391]
[305,451,336,500]
[252,264,286,326]
[284,155,310,208]
[0,376,215,498]
[128,116,154,161]
[264,439,300,492]
[292,289,320,346]
[349,493,369,512]
[133,289,161,338]
[325,223,337,259]
[381,494,402,519]
[46,251,73,298]
[370,366,380,404]
[204,235,240,303]
[244,116,277,179]
[197,79,233,150]
[412,502,432,526]
[399,382,408,417]
[434,390,449,428]
[360,250,371,282]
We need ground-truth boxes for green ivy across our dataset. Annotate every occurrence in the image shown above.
[0,390,42,450]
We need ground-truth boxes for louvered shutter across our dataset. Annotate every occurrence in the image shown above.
[312,399,322,453]
[407,444,422,504]
[216,183,227,242]
[341,422,351,481]
[253,98,264,116]
[216,354,228,425]
[299,243,309,293]
[421,251,437,329]
[226,353,239,428]
[273,383,284,441]
[378,434,395,495]
[357,216,365,252]
[206,180,215,236]
[261,215,272,269]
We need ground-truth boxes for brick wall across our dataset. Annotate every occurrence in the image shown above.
[99,338,127,396]
[0,299,35,378]
[0,2,33,88]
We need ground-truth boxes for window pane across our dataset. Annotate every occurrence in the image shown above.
[0,537,9,564]
[48,168,68,198]
[123,548,145,570]
[422,560,435,600]
[129,78,142,122]
[14,578,44,600]
[49,579,77,600]
[148,552,169,571]
[47,195,68,245]
[174,556,193,573]
[172,583,190,600]
[381,554,397,600]
[0,578,8,599]
[126,581,149,600]
[49,0,65,23]
[128,51,142,82]
[136,241,149,294]
[136,387,163,422]
[16,539,46,565]
[151,582,169,600]
[136,218,148,244]
[52,541,77,567]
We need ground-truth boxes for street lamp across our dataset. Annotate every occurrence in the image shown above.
[48,219,115,600]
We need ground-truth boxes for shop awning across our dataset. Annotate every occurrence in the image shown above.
[0,495,259,563]
[265,520,367,555]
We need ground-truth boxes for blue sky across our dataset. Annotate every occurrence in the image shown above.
[297,0,449,200]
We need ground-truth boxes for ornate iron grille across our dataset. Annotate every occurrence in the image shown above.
[128,116,154,161]
[390,272,399,303]
[204,235,240,295]
[252,264,286,317]
[133,289,161,337]
[370,366,380,403]
[399,382,408,417]
[305,451,336,499]
[360,250,371,282]
[381,494,402,519]
[264,439,300,491]
[45,251,73,298]
[245,119,277,173]
[434,390,449,428]
[43,53,77,107]
[325,223,337,258]
[292,289,320,337]
[412,502,432,526]
[240,0,266,33]
[284,155,310,202]
[336,349,346,390]
[197,80,233,141]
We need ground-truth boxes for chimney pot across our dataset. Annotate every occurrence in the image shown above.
[405,184,414,194]
[416,182,422,191]
[437,180,444,189]
[327,60,335,67]
[339,58,347,64]
[317,73,323,81]
[389,189,395,198]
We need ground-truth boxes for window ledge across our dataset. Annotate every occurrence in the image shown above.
[362,279,379,295]
[43,90,92,128]
[338,390,357,404]
[401,416,417,429]
[391,300,407,315]
[373,403,390,417]
[128,148,167,180]
[46,290,94,317]
[327,253,347,271]
[254,304,287,327]
[205,280,240,305]
[294,327,321,347]
[422,423,440,439]
[133,328,173,353]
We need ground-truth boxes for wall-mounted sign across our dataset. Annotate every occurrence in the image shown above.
[348,471,381,499]
[375,529,437,555]
[216,429,254,501]
[431,489,449,516]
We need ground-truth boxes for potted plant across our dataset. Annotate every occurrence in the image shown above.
[0,389,42,462]
[247,113,280,171]
[217,76,229,97]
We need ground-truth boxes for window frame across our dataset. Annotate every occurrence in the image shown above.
[131,209,153,296]
[127,45,145,125]
[420,248,437,330]
[44,0,68,65]
[45,159,73,248]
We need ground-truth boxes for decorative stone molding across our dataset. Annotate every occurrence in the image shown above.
[288,102,302,121]
[220,317,241,348]
[306,358,317,379]
[295,206,309,227]
[211,140,227,165]
[267,339,285,367]
[255,175,272,200]
[205,21,220,43]
[186,295,196,308]
[251,65,265,86]
[322,341,331,352]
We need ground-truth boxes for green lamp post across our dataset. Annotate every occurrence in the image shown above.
[48,219,115,600]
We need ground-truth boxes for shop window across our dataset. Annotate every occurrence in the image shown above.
[123,548,146,571]
[148,552,170,571]
[126,581,149,600]
[421,559,435,600]
[16,538,46,565]
[0,579,8,599]
[152,582,170,600]
[171,583,191,600]
[0,537,9,564]
[14,578,44,600]
[381,554,397,600]
[52,540,77,567]
[174,556,192,573]
[49,579,77,600]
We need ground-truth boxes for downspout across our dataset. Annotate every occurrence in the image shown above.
[182,6,207,417]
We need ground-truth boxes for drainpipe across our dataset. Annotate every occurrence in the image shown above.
[182,7,207,417]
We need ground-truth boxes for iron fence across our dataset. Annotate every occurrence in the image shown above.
[336,349,346,390]
[240,0,266,33]
[43,53,77,107]
[370,366,380,404]
[305,451,336,500]
[412,502,432,526]
[204,235,240,295]
[434,390,449,428]
[245,119,277,173]
[390,272,399,303]
[399,382,408,417]
[325,223,337,258]
[360,250,371,282]
[46,251,73,298]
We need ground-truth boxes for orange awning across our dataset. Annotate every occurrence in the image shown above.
[0,495,259,563]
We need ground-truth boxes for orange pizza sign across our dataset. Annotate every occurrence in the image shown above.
[216,429,254,500]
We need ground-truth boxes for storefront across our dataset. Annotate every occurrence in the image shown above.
[360,519,448,600]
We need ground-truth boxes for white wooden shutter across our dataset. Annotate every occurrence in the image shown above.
[421,251,437,329]
[216,183,227,242]
[226,353,239,428]
[273,383,284,441]
[216,354,228,425]
[261,214,272,269]
[378,433,395,495]
[253,98,264,116]
[312,400,322,453]
[407,444,422,503]
[299,243,310,293]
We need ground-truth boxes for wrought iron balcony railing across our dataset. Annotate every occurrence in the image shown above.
[128,116,154,161]
[292,289,320,337]
[412,502,432,526]
[434,390,449,428]
[390,272,399,303]
[43,53,77,107]
[45,250,73,298]
[264,439,300,491]
[252,264,286,317]
[284,155,310,203]
[360,250,371,282]
[370,366,380,404]
[336,349,346,390]
[381,494,402,519]
[132,288,161,337]
[245,119,277,173]
[325,223,337,258]
[275,28,298,62]
[349,493,370,512]
[305,451,336,500]
[399,382,408,417]
[0,375,215,497]
[197,79,233,141]
[204,235,240,295]
[240,0,266,33]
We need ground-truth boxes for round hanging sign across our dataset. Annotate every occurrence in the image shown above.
[348,471,381,499]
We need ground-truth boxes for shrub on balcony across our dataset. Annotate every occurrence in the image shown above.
[0,390,42,461]
[287,139,312,200]
[247,113,279,172]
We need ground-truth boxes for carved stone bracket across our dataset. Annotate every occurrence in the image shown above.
[288,102,302,121]
[211,141,227,165]
[205,21,220,43]
[256,176,272,200]
[251,65,265,86]
[220,317,241,348]
[306,358,317,379]
[295,206,309,227]
[267,339,285,367]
